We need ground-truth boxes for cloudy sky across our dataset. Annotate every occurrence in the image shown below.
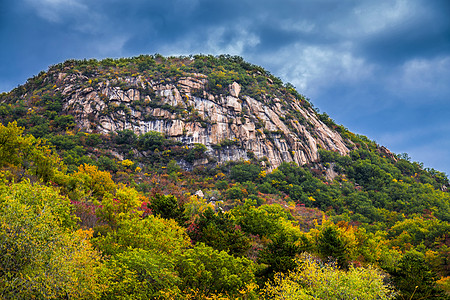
[1,0,450,175]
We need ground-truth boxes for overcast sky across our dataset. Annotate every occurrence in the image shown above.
[1,0,450,175]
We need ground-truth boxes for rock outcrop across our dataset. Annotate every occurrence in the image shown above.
[54,70,350,170]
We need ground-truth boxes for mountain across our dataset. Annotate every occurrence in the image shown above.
[1,54,449,299]
[1,54,353,170]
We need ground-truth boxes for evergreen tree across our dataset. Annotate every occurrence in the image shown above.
[391,250,448,299]
[317,226,348,269]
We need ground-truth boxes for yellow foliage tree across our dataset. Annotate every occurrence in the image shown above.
[0,179,108,299]
[184,194,215,222]
[94,215,191,299]
[263,253,396,299]
[74,164,116,200]
[0,121,62,183]
[98,183,145,224]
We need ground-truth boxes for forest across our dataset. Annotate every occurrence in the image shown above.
[0,55,449,299]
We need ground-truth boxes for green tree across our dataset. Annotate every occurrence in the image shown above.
[186,143,207,162]
[317,225,349,269]
[102,248,181,299]
[94,214,190,256]
[148,193,186,224]
[176,243,257,298]
[94,215,190,299]
[231,200,296,238]
[226,185,247,200]
[230,163,261,182]
[258,232,311,280]
[137,131,165,151]
[189,208,251,257]
[73,163,116,200]
[98,183,144,225]
[390,250,448,299]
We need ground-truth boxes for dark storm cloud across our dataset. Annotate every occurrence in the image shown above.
[81,0,355,56]
[355,5,450,65]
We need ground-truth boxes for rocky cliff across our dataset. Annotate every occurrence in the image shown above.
[3,55,353,169]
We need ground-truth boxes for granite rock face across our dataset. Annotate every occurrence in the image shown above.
[56,72,351,170]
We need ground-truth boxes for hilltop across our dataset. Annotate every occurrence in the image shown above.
[1,54,353,171]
